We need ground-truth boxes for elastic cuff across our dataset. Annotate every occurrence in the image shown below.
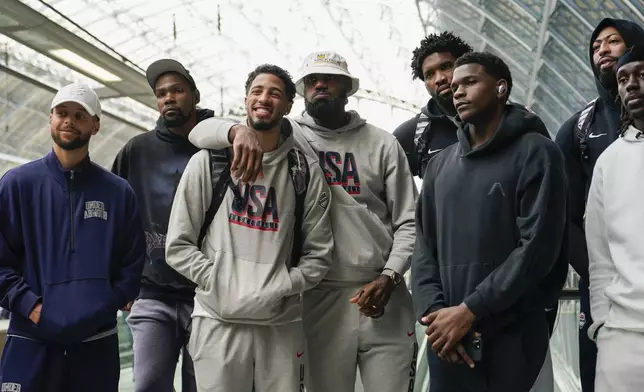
[16,290,40,320]
[287,269,306,296]
[384,256,409,275]
[463,291,487,319]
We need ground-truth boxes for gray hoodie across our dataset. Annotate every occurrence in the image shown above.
[189,112,417,285]
[166,130,334,325]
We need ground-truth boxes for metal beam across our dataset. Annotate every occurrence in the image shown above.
[525,0,555,108]
[558,0,594,31]
[476,14,487,52]
[437,8,530,76]
[453,0,532,53]
[321,0,383,92]
[415,0,429,36]
[542,62,587,102]
[549,33,590,71]
[0,64,147,132]
[0,0,153,108]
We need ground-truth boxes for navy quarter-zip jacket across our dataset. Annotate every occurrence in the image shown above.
[0,151,146,344]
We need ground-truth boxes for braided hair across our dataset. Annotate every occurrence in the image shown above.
[619,100,633,137]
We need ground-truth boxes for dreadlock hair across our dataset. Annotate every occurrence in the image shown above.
[411,32,473,81]
[455,52,513,102]
[619,100,634,136]
[245,64,296,102]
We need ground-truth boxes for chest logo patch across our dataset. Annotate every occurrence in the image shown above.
[84,201,108,220]
[488,182,506,198]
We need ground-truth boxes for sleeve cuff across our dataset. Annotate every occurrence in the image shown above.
[463,290,488,319]
[384,256,409,275]
[287,269,306,296]
[588,321,604,342]
[214,122,235,147]
[418,303,446,324]
[188,119,235,149]
[15,290,40,320]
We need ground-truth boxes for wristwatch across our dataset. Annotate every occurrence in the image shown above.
[381,268,403,286]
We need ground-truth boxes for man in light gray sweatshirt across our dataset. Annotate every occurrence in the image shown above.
[188,52,418,392]
[165,64,334,392]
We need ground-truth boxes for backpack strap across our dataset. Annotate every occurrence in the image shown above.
[576,98,598,162]
[286,148,310,269]
[197,148,233,249]
[414,112,433,178]
[414,112,431,145]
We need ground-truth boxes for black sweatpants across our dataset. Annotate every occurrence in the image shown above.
[0,333,120,392]
[579,278,597,392]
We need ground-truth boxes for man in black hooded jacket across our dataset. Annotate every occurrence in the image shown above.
[555,18,644,392]
[411,52,568,392]
[111,59,212,392]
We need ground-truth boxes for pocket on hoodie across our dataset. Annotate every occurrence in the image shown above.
[38,277,116,343]
[330,203,392,268]
[205,252,292,320]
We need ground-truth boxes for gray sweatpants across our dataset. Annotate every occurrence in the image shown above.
[126,298,197,392]
[529,346,554,392]
[189,316,305,392]
[595,327,644,391]
[303,284,418,392]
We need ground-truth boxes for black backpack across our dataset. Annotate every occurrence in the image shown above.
[196,147,310,268]
[575,98,599,162]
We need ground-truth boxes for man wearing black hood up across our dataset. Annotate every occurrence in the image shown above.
[411,51,569,392]
[111,59,213,392]
[555,18,644,392]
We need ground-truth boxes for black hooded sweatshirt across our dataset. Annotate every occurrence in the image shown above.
[411,104,569,390]
[555,18,644,281]
[393,98,459,177]
[112,109,214,303]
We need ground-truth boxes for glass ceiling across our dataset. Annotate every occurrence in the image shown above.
[0,0,643,173]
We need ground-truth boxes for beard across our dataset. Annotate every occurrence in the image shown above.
[598,67,618,93]
[52,130,90,151]
[305,95,347,120]
[430,90,455,113]
[249,117,281,132]
[162,110,190,128]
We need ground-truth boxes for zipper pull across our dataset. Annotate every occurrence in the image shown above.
[70,170,75,180]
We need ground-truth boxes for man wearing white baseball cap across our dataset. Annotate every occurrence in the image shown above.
[186,51,419,392]
[0,82,146,391]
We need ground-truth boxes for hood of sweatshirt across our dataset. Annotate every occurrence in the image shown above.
[155,108,214,144]
[456,103,550,157]
[589,18,644,104]
[295,110,366,136]
[421,98,457,121]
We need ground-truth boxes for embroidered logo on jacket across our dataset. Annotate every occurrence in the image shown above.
[229,184,279,232]
[84,201,108,220]
[1,383,22,392]
[487,182,506,197]
[318,151,361,195]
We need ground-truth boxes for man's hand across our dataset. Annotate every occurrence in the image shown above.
[121,301,134,312]
[229,124,263,184]
[349,275,395,317]
[422,303,476,360]
[29,303,42,325]
[438,343,475,368]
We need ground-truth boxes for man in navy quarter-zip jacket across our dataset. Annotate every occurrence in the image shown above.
[0,83,146,392]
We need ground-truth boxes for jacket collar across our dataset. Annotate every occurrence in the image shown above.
[44,150,93,188]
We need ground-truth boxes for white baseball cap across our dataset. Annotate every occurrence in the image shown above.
[51,83,102,118]
[295,51,360,97]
